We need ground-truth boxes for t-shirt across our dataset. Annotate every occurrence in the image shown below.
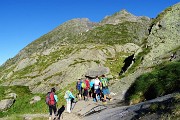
[94,78,100,90]
[54,95,58,102]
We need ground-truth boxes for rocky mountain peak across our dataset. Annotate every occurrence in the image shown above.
[100,9,151,25]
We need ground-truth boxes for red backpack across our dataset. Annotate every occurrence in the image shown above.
[84,79,90,90]
[46,92,55,106]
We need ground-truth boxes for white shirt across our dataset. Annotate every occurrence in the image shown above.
[94,78,100,90]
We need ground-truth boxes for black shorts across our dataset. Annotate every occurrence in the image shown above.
[83,89,88,96]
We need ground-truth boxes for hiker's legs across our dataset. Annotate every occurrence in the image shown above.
[49,105,53,116]
[52,105,57,116]
[84,89,88,101]
[49,105,55,120]
[102,88,110,101]
[66,100,71,113]
[78,90,82,100]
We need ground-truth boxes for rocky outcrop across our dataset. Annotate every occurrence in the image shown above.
[143,3,180,67]
[0,43,140,93]
[84,93,179,120]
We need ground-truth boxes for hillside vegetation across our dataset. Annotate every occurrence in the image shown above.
[125,61,180,104]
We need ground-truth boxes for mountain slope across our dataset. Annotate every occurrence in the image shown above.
[0,10,150,93]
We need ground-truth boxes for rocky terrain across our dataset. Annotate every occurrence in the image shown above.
[0,2,179,120]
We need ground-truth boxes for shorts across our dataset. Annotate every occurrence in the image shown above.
[102,88,110,95]
[83,89,88,96]
[95,88,100,94]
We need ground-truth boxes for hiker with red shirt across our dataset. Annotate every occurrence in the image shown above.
[83,77,90,101]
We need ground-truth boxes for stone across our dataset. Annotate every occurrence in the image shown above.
[0,99,15,111]
[30,96,41,104]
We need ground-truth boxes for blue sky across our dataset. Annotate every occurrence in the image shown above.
[0,0,179,65]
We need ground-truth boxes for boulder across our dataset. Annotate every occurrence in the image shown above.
[85,66,110,78]
[30,96,41,104]
[0,99,15,111]
[5,93,17,99]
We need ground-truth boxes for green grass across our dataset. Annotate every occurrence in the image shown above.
[0,86,47,118]
[0,81,79,118]
[125,61,180,104]
[76,21,148,45]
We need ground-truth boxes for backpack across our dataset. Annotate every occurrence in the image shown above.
[101,78,108,87]
[46,92,56,106]
[81,82,86,89]
[64,91,70,99]
[85,80,90,89]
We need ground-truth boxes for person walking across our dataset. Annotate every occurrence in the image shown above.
[64,90,75,113]
[94,76,101,102]
[83,77,90,101]
[89,79,95,98]
[76,79,82,100]
[46,87,58,120]
[100,75,111,102]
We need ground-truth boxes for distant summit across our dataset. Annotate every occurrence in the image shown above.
[100,9,151,25]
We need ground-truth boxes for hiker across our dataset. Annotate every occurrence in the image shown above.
[94,76,101,102]
[76,79,83,100]
[64,90,75,113]
[82,77,90,101]
[46,87,58,120]
[89,78,95,98]
[100,75,111,102]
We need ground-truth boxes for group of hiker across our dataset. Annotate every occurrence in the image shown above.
[46,74,111,120]
[76,74,111,103]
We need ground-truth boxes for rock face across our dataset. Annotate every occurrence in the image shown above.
[0,44,141,93]
[84,93,178,120]
[143,3,180,67]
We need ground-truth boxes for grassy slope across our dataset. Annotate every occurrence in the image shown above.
[76,21,147,45]
[125,61,180,104]
[0,82,78,118]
